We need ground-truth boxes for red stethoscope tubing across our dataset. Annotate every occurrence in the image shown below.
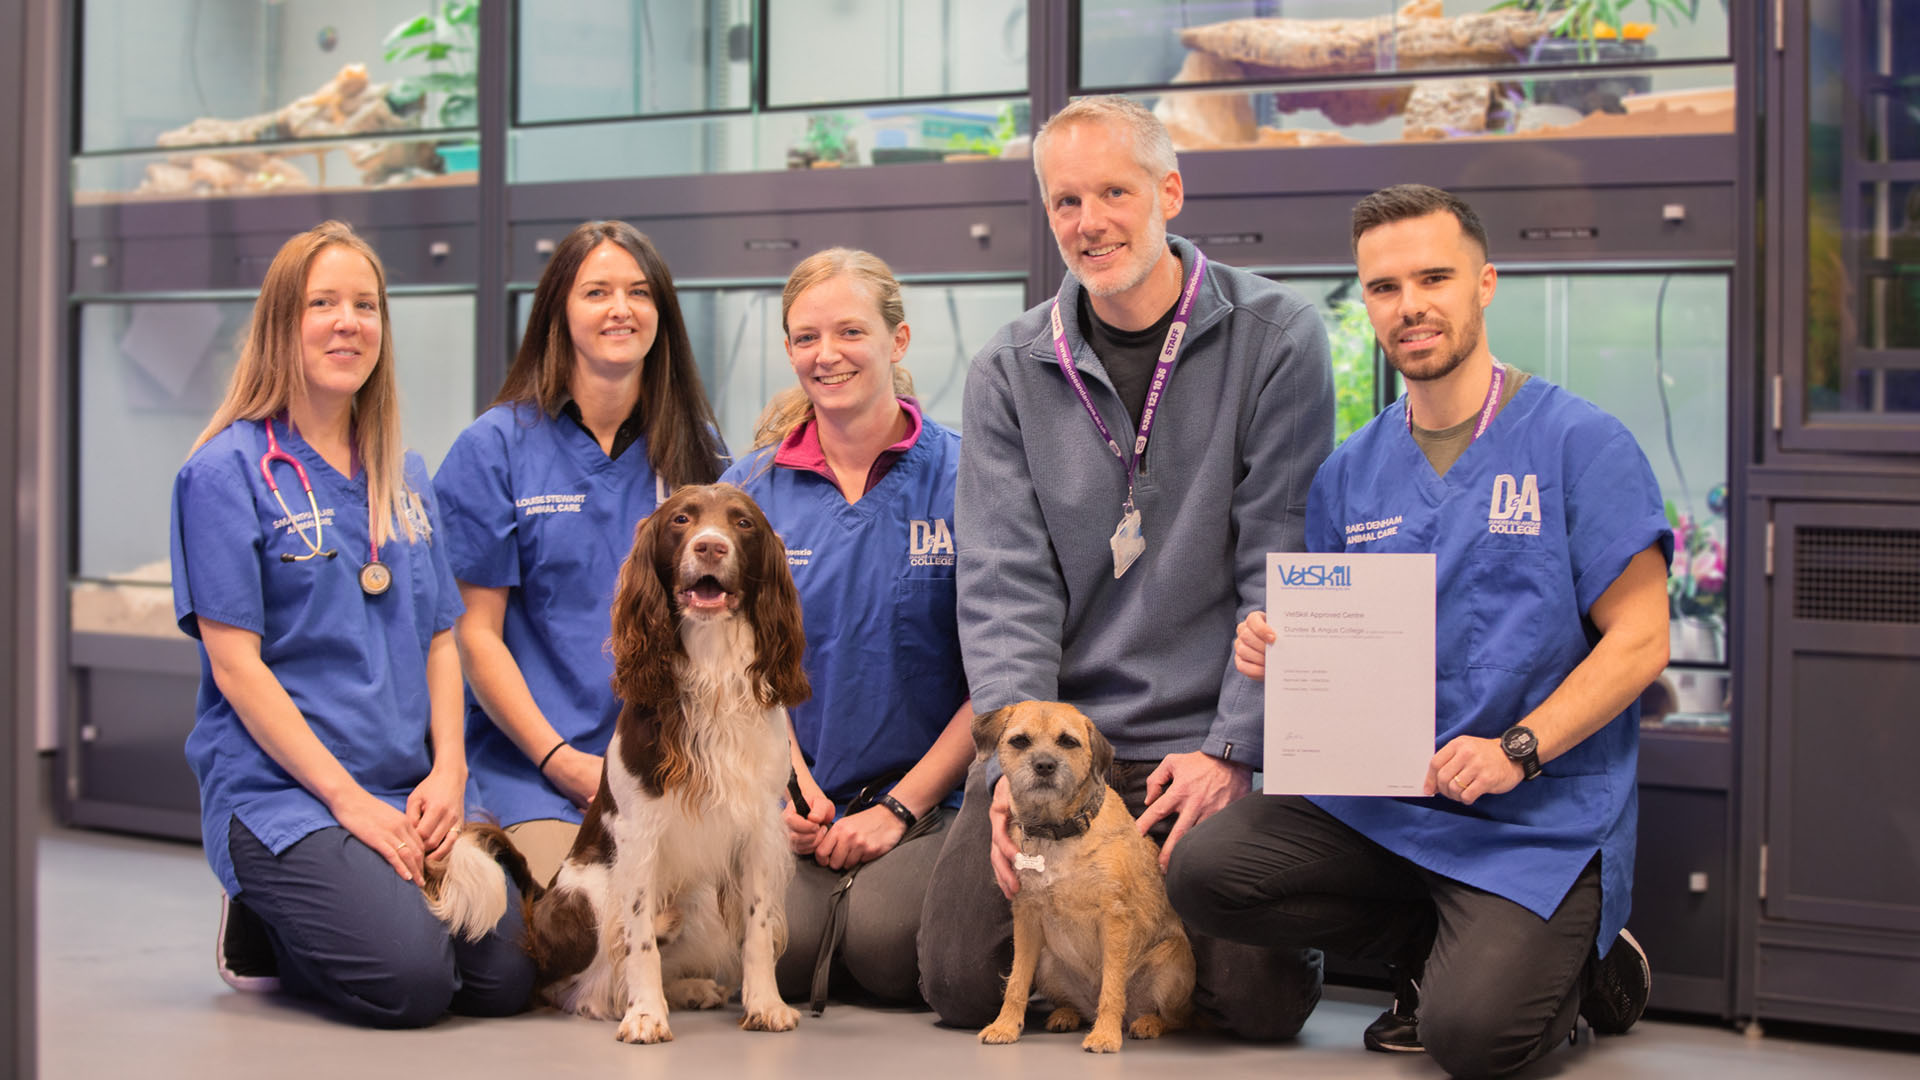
[261,417,379,570]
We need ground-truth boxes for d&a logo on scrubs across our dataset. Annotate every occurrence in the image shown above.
[910,518,954,567]
[1488,474,1542,536]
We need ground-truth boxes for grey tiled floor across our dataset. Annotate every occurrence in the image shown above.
[34,823,1920,1079]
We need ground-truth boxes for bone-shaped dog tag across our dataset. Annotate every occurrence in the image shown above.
[1013,851,1046,874]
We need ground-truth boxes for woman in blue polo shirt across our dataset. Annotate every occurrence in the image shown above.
[171,221,532,1027]
[720,248,972,1009]
[433,221,727,884]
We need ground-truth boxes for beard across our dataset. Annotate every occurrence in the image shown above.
[1064,200,1169,300]
[1383,303,1485,384]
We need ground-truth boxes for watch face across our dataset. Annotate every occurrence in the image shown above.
[1502,726,1537,758]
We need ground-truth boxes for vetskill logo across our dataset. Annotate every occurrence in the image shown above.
[1275,563,1353,589]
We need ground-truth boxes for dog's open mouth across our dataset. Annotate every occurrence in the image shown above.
[678,575,738,614]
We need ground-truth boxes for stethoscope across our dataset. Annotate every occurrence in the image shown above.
[260,417,392,595]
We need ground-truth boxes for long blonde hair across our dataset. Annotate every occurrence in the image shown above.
[191,220,419,547]
[750,248,916,451]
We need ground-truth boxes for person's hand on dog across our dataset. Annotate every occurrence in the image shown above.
[1425,735,1522,805]
[407,762,466,859]
[1234,611,1275,681]
[335,788,427,882]
[814,806,904,870]
[1138,751,1252,871]
[783,773,834,855]
[544,745,604,810]
[988,775,1021,899]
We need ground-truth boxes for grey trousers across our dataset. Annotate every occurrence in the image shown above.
[775,806,954,1006]
[229,817,535,1028]
[915,759,1323,1040]
[1165,794,1603,1079]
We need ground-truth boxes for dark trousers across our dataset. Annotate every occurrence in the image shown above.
[916,759,1323,1040]
[776,807,954,1006]
[1165,795,1602,1078]
[229,817,535,1028]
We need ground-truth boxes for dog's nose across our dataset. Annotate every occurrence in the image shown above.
[1030,756,1057,778]
[693,535,730,561]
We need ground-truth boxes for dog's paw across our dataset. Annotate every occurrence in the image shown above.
[1044,1006,1083,1032]
[1081,1027,1123,1054]
[667,977,727,1010]
[740,1000,799,1033]
[615,1009,673,1045]
[979,1020,1024,1045]
[1128,1014,1169,1040]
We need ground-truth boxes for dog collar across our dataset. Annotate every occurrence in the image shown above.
[1016,786,1105,842]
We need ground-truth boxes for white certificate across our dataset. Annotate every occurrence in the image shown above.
[1263,552,1435,797]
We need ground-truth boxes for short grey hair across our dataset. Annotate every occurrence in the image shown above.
[1032,95,1179,191]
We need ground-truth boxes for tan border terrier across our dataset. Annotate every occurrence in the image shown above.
[976,700,1195,1053]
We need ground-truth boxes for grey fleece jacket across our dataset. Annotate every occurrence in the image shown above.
[957,235,1335,765]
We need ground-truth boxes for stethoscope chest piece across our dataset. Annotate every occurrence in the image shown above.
[359,561,392,596]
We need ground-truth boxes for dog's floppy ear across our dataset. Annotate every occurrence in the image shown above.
[735,487,811,710]
[1082,713,1115,786]
[608,499,679,709]
[971,705,1011,762]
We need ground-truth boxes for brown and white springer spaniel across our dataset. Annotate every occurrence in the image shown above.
[455,483,810,1042]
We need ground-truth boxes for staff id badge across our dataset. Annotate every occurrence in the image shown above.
[1110,506,1145,578]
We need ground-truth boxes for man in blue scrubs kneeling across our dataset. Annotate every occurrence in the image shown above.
[1167,184,1673,1078]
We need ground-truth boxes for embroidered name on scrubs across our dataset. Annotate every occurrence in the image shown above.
[1344,515,1403,544]
[272,507,335,534]
[1488,474,1542,535]
[909,518,954,566]
[514,493,588,515]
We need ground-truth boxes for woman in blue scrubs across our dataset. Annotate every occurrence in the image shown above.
[433,221,727,883]
[720,249,972,1008]
[170,221,532,1027]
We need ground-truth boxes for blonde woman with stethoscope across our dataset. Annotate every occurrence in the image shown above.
[168,220,532,1027]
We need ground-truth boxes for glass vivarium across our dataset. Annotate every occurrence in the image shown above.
[1804,0,1920,419]
[72,295,477,638]
[1080,0,1732,150]
[77,0,483,202]
[511,0,1030,180]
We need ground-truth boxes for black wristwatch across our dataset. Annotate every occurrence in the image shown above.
[1500,725,1543,781]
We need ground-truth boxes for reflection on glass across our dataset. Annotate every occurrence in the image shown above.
[1806,0,1920,418]
[1081,0,1732,149]
[510,97,1029,182]
[79,0,481,200]
[73,295,478,636]
[517,0,753,124]
[765,0,1027,107]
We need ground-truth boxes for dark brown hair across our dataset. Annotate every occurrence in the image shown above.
[495,220,726,488]
[1351,184,1489,259]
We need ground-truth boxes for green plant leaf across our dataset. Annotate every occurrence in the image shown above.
[445,2,480,27]
[387,77,427,105]
[416,71,477,93]
[387,41,455,62]
[384,14,436,48]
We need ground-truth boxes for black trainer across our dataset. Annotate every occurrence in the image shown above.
[1580,928,1651,1034]
[1362,965,1423,1053]
[216,892,281,993]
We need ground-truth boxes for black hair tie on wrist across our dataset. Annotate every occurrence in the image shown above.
[537,738,569,774]
[875,792,917,830]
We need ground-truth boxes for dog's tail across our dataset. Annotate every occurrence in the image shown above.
[420,822,542,943]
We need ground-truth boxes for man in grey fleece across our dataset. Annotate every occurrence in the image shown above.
[916,96,1335,1039]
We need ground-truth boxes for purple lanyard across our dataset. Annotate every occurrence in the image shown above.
[1049,250,1208,509]
[1406,359,1506,442]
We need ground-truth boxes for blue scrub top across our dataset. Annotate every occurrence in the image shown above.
[432,403,671,826]
[721,418,968,812]
[1304,378,1672,952]
[170,419,468,896]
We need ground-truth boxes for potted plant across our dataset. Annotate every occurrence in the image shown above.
[383,1,478,171]
[1666,500,1728,663]
[1491,0,1707,113]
